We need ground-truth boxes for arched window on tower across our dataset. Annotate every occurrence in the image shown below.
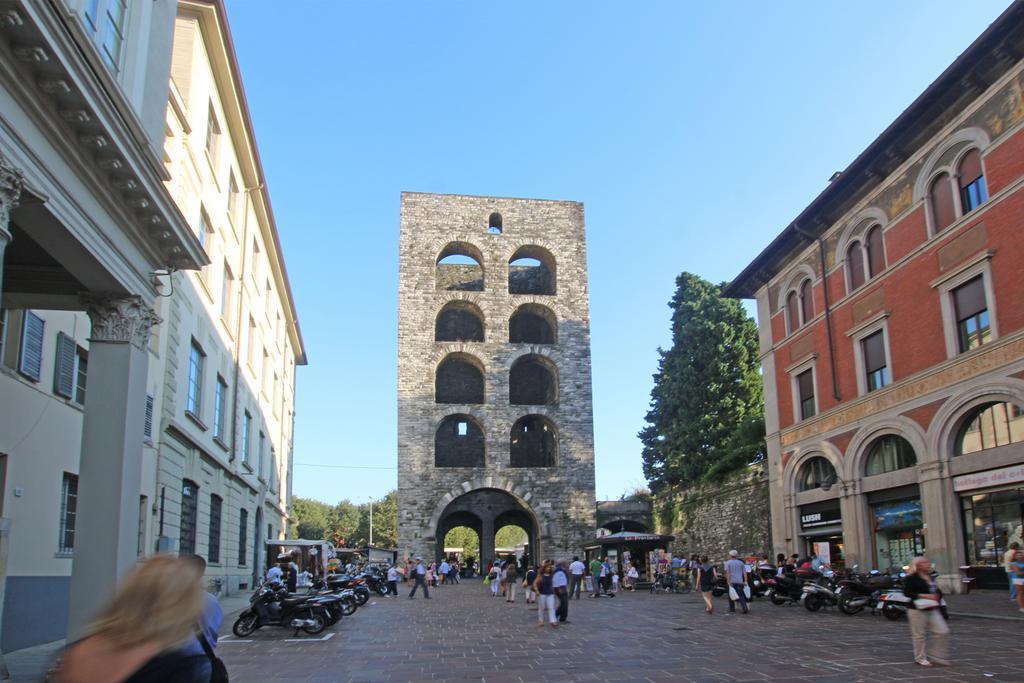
[509,355,557,405]
[509,304,556,344]
[508,246,556,295]
[488,212,503,234]
[435,301,484,342]
[434,414,485,467]
[435,353,484,404]
[510,415,557,467]
[436,242,484,292]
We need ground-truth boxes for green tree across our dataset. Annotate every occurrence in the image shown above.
[495,525,527,548]
[291,497,335,540]
[444,526,479,561]
[639,272,764,490]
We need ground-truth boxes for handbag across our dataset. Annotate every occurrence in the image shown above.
[198,633,229,683]
[743,584,751,599]
[727,585,739,601]
[483,574,491,586]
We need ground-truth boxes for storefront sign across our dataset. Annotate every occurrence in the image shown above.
[953,464,1024,492]
[800,506,842,529]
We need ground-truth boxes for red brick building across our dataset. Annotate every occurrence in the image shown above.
[725,2,1024,590]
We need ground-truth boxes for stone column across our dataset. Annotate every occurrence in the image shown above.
[0,152,25,298]
[480,516,495,568]
[918,461,960,592]
[67,294,161,637]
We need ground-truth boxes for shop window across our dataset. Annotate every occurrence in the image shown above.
[930,172,956,232]
[864,436,916,476]
[872,498,923,573]
[952,276,990,352]
[955,402,1024,456]
[797,457,836,492]
[961,489,1024,583]
[958,149,988,214]
[847,241,865,292]
[862,330,889,392]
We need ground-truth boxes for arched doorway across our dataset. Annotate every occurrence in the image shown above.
[598,519,650,535]
[434,488,539,567]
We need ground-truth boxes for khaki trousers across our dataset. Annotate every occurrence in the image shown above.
[907,608,950,664]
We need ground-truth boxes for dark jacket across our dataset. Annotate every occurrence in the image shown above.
[903,573,942,606]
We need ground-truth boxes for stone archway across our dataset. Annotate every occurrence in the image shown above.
[434,488,539,567]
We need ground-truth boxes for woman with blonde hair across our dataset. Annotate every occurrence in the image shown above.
[51,554,211,682]
[903,556,949,667]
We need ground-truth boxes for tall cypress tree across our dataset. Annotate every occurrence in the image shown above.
[639,273,764,490]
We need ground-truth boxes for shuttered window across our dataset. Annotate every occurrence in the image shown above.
[144,394,155,440]
[866,226,885,278]
[238,508,248,566]
[953,276,990,352]
[208,494,222,564]
[930,173,956,231]
[786,292,799,334]
[797,369,815,420]
[53,333,77,398]
[19,311,45,381]
[862,330,889,392]
[847,242,865,291]
[799,279,813,325]
[59,473,78,553]
[179,480,198,556]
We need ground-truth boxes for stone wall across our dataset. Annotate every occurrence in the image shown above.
[654,467,772,561]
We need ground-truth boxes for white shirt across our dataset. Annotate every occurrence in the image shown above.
[387,567,399,582]
[266,566,283,583]
[552,569,568,588]
[569,560,586,576]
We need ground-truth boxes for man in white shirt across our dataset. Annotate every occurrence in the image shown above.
[386,564,400,598]
[265,563,283,585]
[724,549,749,614]
[408,557,430,599]
[439,559,450,585]
[553,560,570,623]
[568,556,586,600]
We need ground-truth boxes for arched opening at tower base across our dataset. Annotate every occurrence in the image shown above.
[434,488,539,567]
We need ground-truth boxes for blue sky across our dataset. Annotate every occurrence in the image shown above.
[224,0,1012,503]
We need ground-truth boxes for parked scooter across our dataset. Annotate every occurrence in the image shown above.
[325,574,372,605]
[232,583,331,636]
[765,570,808,605]
[360,567,390,596]
[801,569,840,612]
[837,570,893,615]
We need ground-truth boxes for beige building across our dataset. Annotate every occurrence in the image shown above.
[0,0,303,655]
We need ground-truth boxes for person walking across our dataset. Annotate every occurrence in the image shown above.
[625,562,639,591]
[524,565,538,605]
[505,560,519,603]
[450,559,461,585]
[534,561,558,627]
[1010,548,1024,613]
[50,555,213,682]
[177,556,223,681]
[1005,542,1020,601]
[589,556,602,597]
[439,558,450,585]
[724,550,749,614]
[490,562,502,597]
[904,556,949,666]
[696,555,716,615]
[569,556,586,599]
[386,564,400,598]
[408,557,430,599]
[553,561,569,623]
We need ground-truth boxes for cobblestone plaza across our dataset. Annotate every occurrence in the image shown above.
[215,582,1024,683]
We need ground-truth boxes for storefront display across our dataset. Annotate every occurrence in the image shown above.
[960,487,1024,587]
[799,500,844,568]
[872,498,924,572]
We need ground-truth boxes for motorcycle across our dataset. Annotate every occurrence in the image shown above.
[359,568,391,596]
[801,569,840,612]
[232,583,331,636]
[325,574,371,606]
[765,568,815,605]
[837,570,893,616]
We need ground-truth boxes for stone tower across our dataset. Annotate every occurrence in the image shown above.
[397,192,596,565]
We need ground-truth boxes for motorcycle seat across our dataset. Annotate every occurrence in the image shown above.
[281,597,308,607]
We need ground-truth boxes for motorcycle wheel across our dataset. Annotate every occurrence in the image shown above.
[301,611,327,635]
[354,590,369,606]
[838,596,863,616]
[804,594,823,612]
[770,593,788,606]
[340,597,357,616]
[232,611,259,637]
[882,603,903,621]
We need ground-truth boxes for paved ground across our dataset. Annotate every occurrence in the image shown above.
[215,580,1024,683]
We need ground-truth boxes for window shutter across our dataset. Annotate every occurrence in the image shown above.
[930,173,956,231]
[863,331,886,374]
[144,394,154,440]
[19,312,45,381]
[958,149,982,186]
[798,370,814,402]
[866,227,885,277]
[847,242,865,291]
[953,277,986,320]
[53,332,76,398]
